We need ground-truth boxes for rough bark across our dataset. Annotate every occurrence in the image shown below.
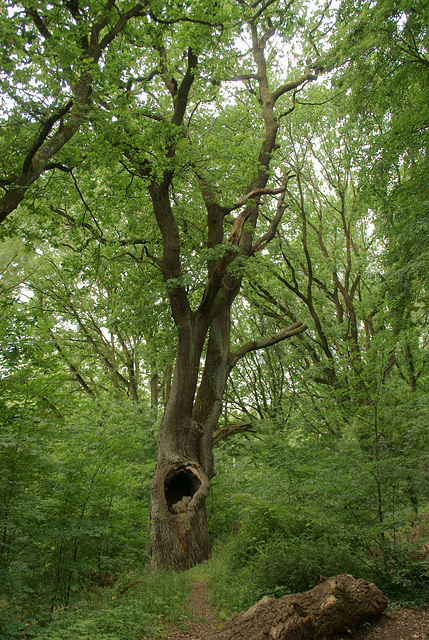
[149,304,231,569]
[149,313,215,570]
[205,574,388,640]
[150,459,212,570]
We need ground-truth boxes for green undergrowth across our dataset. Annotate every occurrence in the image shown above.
[206,476,429,612]
[205,429,429,612]
[2,570,190,640]
[206,531,364,614]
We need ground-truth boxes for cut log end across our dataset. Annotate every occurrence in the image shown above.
[205,574,388,640]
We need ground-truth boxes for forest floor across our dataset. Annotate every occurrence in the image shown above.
[162,574,429,640]
[345,607,429,640]
[163,576,222,640]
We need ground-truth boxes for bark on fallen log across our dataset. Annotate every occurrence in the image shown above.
[205,574,388,640]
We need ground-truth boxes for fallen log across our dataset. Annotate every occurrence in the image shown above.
[204,574,388,640]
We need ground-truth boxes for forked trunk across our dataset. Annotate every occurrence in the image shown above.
[144,17,312,570]
[149,307,232,570]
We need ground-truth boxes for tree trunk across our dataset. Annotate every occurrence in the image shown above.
[149,310,224,569]
[205,574,388,640]
[148,307,307,569]
[149,292,237,569]
[150,373,159,410]
[145,17,314,571]
[149,458,211,570]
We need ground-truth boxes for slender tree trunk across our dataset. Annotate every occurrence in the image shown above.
[150,373,159,410]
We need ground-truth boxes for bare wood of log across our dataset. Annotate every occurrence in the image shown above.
[204,574,388,640]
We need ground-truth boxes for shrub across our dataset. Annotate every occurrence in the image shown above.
[207,498,364,612]
[28,570,190,640]
[369,539,429,605]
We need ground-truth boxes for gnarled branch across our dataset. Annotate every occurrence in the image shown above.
[271,70,319,104]
[213,421,253,445]
[229,186,288,212]
[229,321,307,369]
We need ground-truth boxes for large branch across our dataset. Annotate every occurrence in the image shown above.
[149,181,191,326]
[171,48,198,127]
[250,204,286,254]
[21,101,74,175]
[252,0,295,21]
[25,8,52,39]
[271,70,319,104]
[157,44,178,98]
[213,421,253,445]
[249,22,277,184]
[0,92,89,223]
[197,20,287,295]
[147,50,199,325]
[250,171,293,254]
[229,321,307,369]
[197,185,291,325]
[229,186,288,212]
[195,172,229,248]
[195,187,288,318]
[96,3,147,57]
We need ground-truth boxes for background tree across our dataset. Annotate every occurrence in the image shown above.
[224,83,429,542]
[330,0,429,342]
[0,0,153,221]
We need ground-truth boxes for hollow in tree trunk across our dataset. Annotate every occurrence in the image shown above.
[148,302,307,569]
[150,459,212,570]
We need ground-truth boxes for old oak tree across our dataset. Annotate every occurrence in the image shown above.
[0,0,330,568]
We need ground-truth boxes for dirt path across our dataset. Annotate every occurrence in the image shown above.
[162,575,429,640]
[164,577,221,640]
[345,607,429,639]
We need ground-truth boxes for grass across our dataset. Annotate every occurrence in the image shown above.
[24,569,191,640]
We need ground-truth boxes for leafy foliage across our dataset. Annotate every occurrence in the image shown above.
[0,398,156,636]
[208,410,429,611]
[30,570,190,640]
[1,0,429,634]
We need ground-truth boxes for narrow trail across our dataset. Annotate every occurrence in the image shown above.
[164,575,222,640]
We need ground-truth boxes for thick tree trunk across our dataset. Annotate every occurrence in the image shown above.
[149,313,225,570]
[148,306,306,569]
[150,459,211,569]
[205,574,388,640]
[146,18,314,572]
